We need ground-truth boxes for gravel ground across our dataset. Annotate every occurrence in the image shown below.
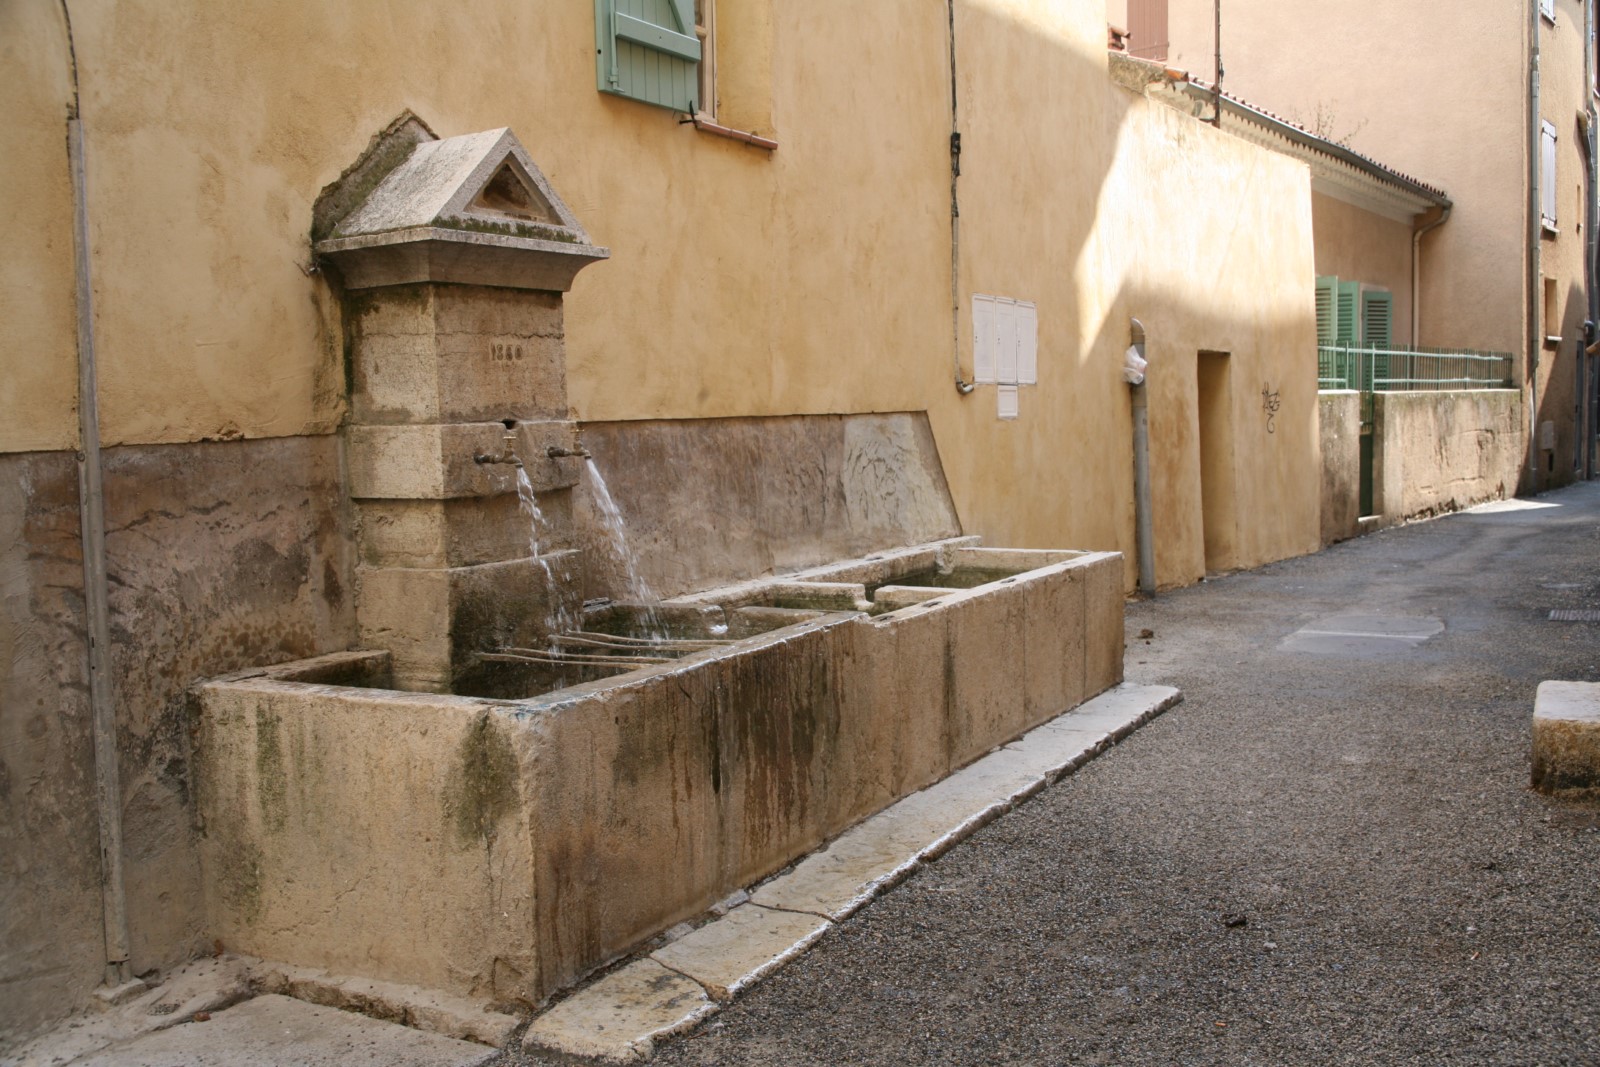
[502,482,1600,1067]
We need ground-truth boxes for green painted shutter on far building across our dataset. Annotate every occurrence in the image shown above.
[1360,289,1393,351]
[1335,280,1361,347]
[595,0,702,113]
[1315,276,1338,344]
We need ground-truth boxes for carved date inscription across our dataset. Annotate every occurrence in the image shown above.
[490,341,525,363]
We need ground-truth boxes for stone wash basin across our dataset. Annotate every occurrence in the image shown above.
[195,537,1123,1009]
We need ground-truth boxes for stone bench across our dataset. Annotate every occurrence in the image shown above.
[1532,681,1600,795]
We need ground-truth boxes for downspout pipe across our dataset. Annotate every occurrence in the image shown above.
[1128,319,1155,596]
[1585,0,1598,479]
[62,0,134,993]
[1411,204,1452,348]
[1528,3,1543,488]
[948,0,973,396]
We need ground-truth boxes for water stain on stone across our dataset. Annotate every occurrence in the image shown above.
[254,707,288,833]
[444,712,517,845]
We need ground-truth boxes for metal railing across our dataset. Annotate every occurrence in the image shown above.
[1318,345,1514,393]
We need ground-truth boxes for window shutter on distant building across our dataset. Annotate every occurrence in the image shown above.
[1541,120,1559,230]
[1315,276,1339,345]
[1360,289,1392,351]
[1127,0,1169,61]
[1335,280,1361,346]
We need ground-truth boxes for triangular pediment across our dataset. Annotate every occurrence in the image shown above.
[331,127,593,244]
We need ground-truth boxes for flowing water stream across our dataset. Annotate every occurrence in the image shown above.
[583,457,665,640]
[515,466,575,642]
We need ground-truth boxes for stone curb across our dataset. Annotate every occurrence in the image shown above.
[522,683,1182,1063]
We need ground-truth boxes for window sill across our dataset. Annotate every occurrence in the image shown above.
[1542,221,1559,238]
[1545,334,1564,348]
[684,116,778,151]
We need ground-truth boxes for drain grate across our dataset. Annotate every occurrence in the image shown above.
[1548,609,1600,622]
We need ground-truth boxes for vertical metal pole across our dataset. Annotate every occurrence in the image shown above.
[1212,0,1223,126]
[69,116,132,990]
[1528,8,1543,487]
[1132,383,1156,596]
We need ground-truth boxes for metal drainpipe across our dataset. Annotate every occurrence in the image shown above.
[1129,319,1155,596]
[1411,205,1451,348]
[62,0,133,992]
[1528,4,1543,487]
[948,0,972,397]
[1585,0,1598,479]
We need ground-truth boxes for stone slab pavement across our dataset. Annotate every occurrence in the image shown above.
[62,995,494,1067]
[500,482,1600,1066]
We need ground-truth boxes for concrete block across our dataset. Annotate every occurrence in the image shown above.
[357,556,567,693]
[522,960,716,1064]
[650,904,831,1001]
[1080,552,1126,697]
[715,622,847,888]
[841,605,952,821]
[349,322,443,424]
[356,496,540,569]
[1532,681,1600,794]
[68,995,496,1067]
[251,962,522,1048]
[1319,390,1361,544]
[1030,683,1182,754]
[522,670,727,997]
[1021,562,1086,725]
[944,583,1028,767]
[194,685,540,1003]
[357,566,452,691]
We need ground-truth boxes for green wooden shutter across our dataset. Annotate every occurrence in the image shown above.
[1335,281,1360,347]
[1315,275,1338,345]
[595,0,702,113]
[1360,289,1393,351]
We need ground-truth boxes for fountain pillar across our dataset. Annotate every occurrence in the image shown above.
[314,123,608,691]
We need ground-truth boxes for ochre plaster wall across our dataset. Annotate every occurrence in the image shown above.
[1530,0,1594,485]
[1311,191,1415,345]
[0,0,1321,1041]
[5,1,1319,573]
[1,1,78,452]
[933,9,1320,588]
[1168,0,1530,362]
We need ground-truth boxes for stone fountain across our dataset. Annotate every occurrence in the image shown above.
[194,124,1126,1013]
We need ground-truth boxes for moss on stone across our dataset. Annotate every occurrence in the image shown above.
[444,712,518,845]
[254,707,287,833]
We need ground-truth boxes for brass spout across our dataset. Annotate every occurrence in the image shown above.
[476,425,522,467]
[546,445,592,459]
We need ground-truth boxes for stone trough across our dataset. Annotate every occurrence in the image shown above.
[195,539,1123,1008]
[190,123,1128,1017]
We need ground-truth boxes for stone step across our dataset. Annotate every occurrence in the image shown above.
[63,995,496,1067]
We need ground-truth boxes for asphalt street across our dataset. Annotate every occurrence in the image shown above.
[504,480,1600,1067]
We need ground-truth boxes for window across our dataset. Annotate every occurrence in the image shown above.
[695,0,716,120]
[595,0,704,113]
[1544,276,1561,343]
[1541,0,1555,23]
[972,294,1038,419]
[1542,120,1559,231]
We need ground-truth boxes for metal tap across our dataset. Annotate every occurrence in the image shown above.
[546,443,592,459]
[475,420,523,467]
